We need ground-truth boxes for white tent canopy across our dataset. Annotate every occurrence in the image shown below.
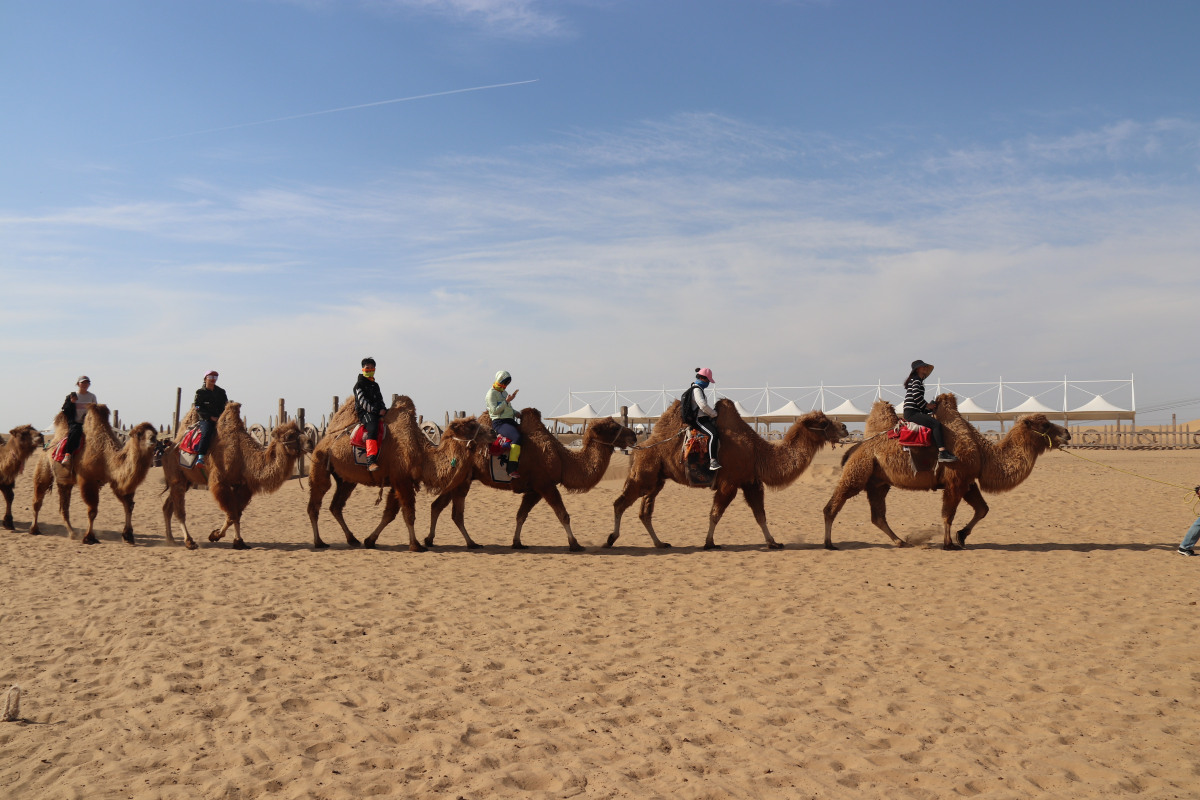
[1004,396,1059,415]
[958,396,1002,420]
[610,403,657,423]
[731,400,758,421]
[758,400,810,423]
[824,399,869,421]
[1067,394,1136,421]
[550,403,607,424]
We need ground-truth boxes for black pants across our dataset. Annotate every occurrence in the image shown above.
[694,416,719,462]
[65,422,84,455]
[903,409,945,449]
[197,418,218,456]
[359,412,380,444]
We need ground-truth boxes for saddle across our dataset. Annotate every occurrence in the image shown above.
[487,434,516,484]
[179,423,203,455]
[50,438,72,463]
[681,430,715,486]
[887,421,932,447]
[350,421,387,449]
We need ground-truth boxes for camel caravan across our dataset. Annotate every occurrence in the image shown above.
[1,360,1074,551]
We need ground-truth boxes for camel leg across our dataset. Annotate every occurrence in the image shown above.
[79,482,101,545]
[533,485,583,552]
[209,484,252,549]
[822,479,866,551]
[636,478,672,549]
[327,475,362,548]
[866,482,907,547]
[956,483,989,547]
[162,482,198,550]
[510,491,543,549]
[941,491,964,551]
[1,484,14,530]
[306,457,334,549]
[740,482,782,549]
[704,485,739,550]
[115,491,136,545]
[608,479,645,548]
[29,464,52,536]
[365,481,426,552]
[427,483,478,548]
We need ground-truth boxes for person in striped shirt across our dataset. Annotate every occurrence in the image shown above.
[903,360,958,463]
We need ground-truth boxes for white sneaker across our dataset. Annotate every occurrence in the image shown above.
[709,460,721,471]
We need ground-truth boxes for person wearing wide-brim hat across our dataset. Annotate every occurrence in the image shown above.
[903,360,957,463]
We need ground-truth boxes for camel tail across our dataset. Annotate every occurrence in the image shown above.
[840,442,862,467]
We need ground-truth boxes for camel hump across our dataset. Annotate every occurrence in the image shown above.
[219,402,247,432]
[392,395,416,414]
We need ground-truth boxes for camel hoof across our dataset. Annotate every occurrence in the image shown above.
[655,541,672,549]
[423,536,435,547]
[957,531,971,546]
[313,540,329,550]
[604,534,618,548]
[942,543,962,551]
[466,541,482,549]
[703,542,722,550]
[511,542,528,550]
[824,543,839,551]
[409,542,427,553]
[232,539,249,550]
[185,539,198,551]
[28,526,41,536]
[895,539,910,548]
[346,536,362,548]
[568,542,584,553]
[208,529,224,542]
[122,531,135,545]
[363,539,378,550]
[82,533,99,545]
[766,541,784,550]
[1,519,13,531]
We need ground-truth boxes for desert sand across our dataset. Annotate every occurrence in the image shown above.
[2,446,1200,798]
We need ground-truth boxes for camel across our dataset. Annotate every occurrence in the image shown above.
[424,409,638,552]
[29,406,159,544]
[161,403,312,550]
[822,393,1071,550]
[1,425,46,530]
[607,399,848,550]
[306,396,488,551]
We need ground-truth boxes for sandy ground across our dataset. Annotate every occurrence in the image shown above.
[2,446,1200,799]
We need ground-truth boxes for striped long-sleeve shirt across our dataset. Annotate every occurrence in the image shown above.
[903,377,930,414]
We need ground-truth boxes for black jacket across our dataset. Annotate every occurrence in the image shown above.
[354,375,386,421]
[194,386,229,421]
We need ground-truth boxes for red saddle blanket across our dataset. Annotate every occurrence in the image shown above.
[684,430,709,458]
[350,421,386,448]
[179,425,203,455]
[50,438,70,463]
[488,434,512,456]
[887,422,931,447]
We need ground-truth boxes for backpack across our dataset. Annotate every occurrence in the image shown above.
[679,385,700,427]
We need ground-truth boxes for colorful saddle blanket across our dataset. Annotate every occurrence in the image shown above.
[179,424,203,455]
[683,430,710,458]
[350,421,387,448]
[488,434,513,456]
[50,438,71,463]
[887,421,932,447]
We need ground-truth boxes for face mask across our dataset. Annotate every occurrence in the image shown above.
[363,369,376,379]
[695,378,709,388]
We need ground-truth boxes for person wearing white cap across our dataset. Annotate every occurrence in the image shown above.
[192,370,228,467]
[60,376,97,468]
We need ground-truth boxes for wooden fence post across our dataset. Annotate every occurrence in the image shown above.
[333,396,339,415]
[278,399,286,426]
[173,387,182,436]
[297,408,307,477]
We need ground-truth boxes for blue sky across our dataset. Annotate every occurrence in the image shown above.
[2,0,1199,429]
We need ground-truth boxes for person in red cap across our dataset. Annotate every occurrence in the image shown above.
[903,359,957,463]
[681,367,721,471]
[193,370,228,467]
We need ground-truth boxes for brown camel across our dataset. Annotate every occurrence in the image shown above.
[1,425,46,530]
[607,399,848,550]
[424,409,638,551]
[161,403,312,550]
[822,393,1071,550]
[306,396,487,551]
[29,406,159,544]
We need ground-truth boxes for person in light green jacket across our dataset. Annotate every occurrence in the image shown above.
[485,370,521,477]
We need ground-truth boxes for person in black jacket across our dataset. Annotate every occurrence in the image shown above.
[193,370,229,467]
[354,357,387,471]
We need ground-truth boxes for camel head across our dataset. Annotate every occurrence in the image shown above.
[934,393,959,412]
[391,395,417,415]
[127,422,160,454]
[8,425,45,451]
[1015,414,1071,450]
[798,411,850,445]
[271,420,314,457]
[584,417,639,450]
[444,415,492,453]
[519,407,542,430]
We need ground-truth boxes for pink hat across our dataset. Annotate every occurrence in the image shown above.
[696,367,715,383]
[204,370,219,380]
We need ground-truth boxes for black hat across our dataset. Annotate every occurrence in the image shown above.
[911,360,933,371]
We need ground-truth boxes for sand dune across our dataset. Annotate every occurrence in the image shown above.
[2,447,1199,798]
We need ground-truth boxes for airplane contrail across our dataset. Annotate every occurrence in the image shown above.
[132,79,538,144]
